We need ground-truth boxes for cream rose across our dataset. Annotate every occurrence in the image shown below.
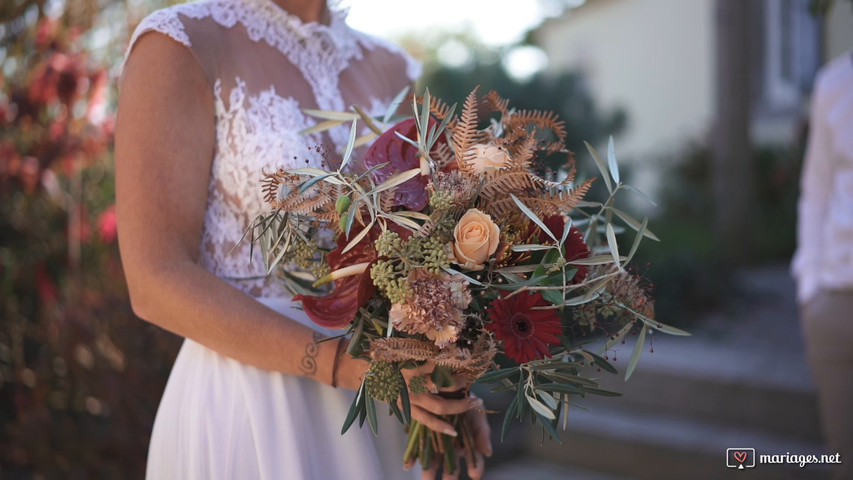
[467,144,510,174]
[450,208,500,271]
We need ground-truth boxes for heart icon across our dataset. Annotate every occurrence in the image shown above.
[734,451,747,464]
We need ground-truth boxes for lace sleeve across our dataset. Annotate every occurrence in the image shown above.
[123,4,218,85]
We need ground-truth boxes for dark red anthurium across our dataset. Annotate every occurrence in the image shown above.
[293,222,411,329]
[293,225,380,329]
[362,117,447,211]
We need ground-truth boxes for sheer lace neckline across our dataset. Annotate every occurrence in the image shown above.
[237,0,349,40]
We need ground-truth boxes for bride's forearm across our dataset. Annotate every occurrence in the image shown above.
[115,33,368,390]
[126,259,365,388]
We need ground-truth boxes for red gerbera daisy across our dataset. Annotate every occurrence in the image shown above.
[486,291,563,363]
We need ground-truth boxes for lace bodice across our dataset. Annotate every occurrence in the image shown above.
[127,0,420,297]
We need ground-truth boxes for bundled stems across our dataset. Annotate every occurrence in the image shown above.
[403,414,477,475]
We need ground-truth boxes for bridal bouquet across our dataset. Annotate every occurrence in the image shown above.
[248,88,687,473]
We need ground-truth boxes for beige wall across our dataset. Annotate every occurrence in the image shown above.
[536,0,715,161]
[825,2,853,62]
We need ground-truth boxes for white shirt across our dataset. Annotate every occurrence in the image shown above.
[792,52,853,304]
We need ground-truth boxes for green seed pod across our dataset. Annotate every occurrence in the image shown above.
[335,195,352,214]
[408,375,429,395]
[365,361,403,404]
[339,213,349,232]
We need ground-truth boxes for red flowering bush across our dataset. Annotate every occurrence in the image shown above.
[0,17,181,479]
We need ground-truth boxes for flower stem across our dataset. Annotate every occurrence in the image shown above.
[403,420,423,464]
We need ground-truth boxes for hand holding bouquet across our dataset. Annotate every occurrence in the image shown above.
[247,88,688,475]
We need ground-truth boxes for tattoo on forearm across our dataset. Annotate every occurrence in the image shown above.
[299,331,324,377]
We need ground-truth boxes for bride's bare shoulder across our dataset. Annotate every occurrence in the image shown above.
[121,1,220,89]
[117,5,215,160]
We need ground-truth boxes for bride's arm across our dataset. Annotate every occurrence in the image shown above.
[116,33,348,386]
[115,34,469,434]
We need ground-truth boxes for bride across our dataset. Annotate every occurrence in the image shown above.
[114,0,491,478]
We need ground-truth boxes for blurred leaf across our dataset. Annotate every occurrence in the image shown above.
[607,136,620,184]
[430,364,455,389]
[339,118,359,171]
[511,194,557,243]
[610,207,660,241]
[303,109,359,121]
[622,184,658,207]
[585,350,619,375]
[605,223,620,266]
[365,396,379,436]
[342,381,366,434]
[624,216,649,266]
[372,168,422,194]
[567,255,622,266]
[476,367,519,384]
[625,325,647,381]
[585,141,612,193]
[299,118,345,135]
[526,392,555,421]
[383,86,409,124]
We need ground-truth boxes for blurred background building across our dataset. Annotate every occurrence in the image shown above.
[537,0,853,160]
[1,0,851,478]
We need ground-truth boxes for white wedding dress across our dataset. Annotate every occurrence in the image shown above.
[125,1,420,478]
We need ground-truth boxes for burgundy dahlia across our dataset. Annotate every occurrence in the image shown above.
[486,291,563,363]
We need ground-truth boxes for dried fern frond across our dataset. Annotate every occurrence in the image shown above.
[428,95,457,132]
[484,90,510,119]
[262,168,342,228]
[477,95,567,154]
[435,333,496,379]
[431,142,456,170]
[261,168,298,205]
[485,178,594,218]
[502,135,538,170]
[379,189,396,214]
[479,169,538,199]
[370,337,439,363]
[452,87,481,173]
[368,333,495,380]
[506,109,566,143]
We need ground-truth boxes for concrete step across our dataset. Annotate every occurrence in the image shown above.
[488,457,642,480]
[525,405,834,480]
[590,366,822,442]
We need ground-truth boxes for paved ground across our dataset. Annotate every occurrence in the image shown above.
[488,458,638,480]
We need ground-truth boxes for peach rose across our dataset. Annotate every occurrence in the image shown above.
[450,208,500,271]
[467,144,510,174]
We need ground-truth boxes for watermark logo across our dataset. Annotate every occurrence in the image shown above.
[727,448,756,469]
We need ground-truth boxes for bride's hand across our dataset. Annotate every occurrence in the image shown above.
[414,395,492,480]
[400,364,492,480]
[459,396,492,480]
[332,350,471,433]
[400,362,471,437]
[335,354,492,478]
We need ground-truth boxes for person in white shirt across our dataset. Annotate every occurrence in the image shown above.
[792,51,853,480]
